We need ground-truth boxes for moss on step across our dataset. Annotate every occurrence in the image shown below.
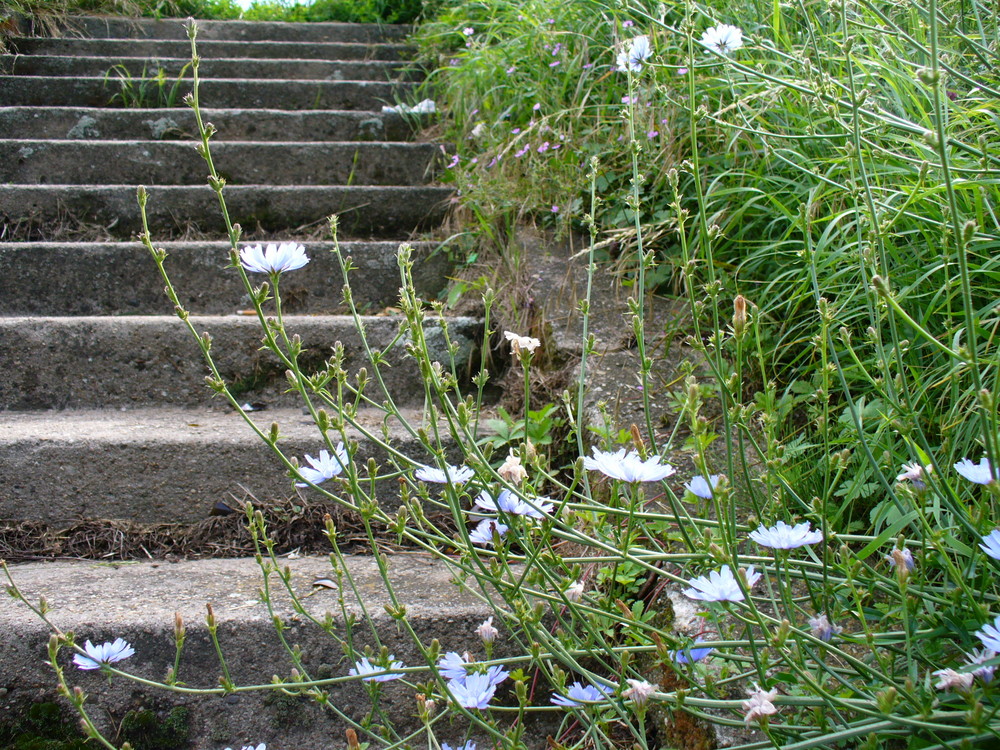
[0,701,90,750]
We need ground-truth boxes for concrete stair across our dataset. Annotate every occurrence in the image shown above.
[0,16,470,528]
[0,16,495,746]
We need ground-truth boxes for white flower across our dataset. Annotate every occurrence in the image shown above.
[474,490,552,518]
[239,242,309,274]
[476,616,499,644]
[742,683,778,724]
[504,330,541,357]
[933,668,975,693]
[415,463,475,484]
[955,457,997,485]
[565,580,585,602]
[683,565,760,602]
[623,678,657,707]
[498,450,528,483]
[349,656,405,682]
[442,743,476,750]
[684,474,719,499]
[748,520,823,549]
[808,613,841,642]
[224,745,266,750]
[470,122,486,138]
[980,530,1000,560]
[701,24,743,55]
[469,518,508,546]
[583,447,675,482]
[616,35,652,73]
[295,443,348,487]
[73,638,135,670]
[976,615,1000,652]
[896,461,932,489]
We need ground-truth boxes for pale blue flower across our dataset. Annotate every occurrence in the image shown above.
[295,443,348,487]
[239,242,309,274]
[224,745,266,750]
[616,35,651,73]
[415,464,475,484]
[701,24,743,55]
[474,490,553,518]
[583,447,675,482]
[442,743,476,750]
[349,656,405,682]
[671,640,714,664]
[448,672,496,709]
[551,681,612,707]
[684,475,719,499]
[886,547,915,571]
[980,530,1000,560]
[73,638,135,670]
[438,651,469,680]
[469,518,508,546]
[976,615,1000,652]
[955,457,997,485]
[749,521,823,549]
[683,565,760,602]
[896,462,932,489]
[966,648,997,684]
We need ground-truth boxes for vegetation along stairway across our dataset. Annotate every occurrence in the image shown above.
[0,18,494,745]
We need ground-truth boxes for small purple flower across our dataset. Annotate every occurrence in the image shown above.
[966,648,997,683]
[622,19,634,27]
[646,130,659,139]
[808,613,842,642]
[73,638,135,670]
[887,547,915,572]
[506,65,517,74]
[537,141,550,153]
[447,154,460,169]
[462,27,474,36]
[514,146,530,158]
[551,205,560,213]
[551,681,612,707]
[549,61,561,67]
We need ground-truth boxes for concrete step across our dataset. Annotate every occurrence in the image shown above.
[61,16,412,43]
[1,54,420,81]
[0,106,424,141]
[0,314,479,410]
[0,240,451,315]
[0,406,464,524]
[0,184,452,239]
[0,75,412,109]
[0,554,493,747]
[1,140,440,186]
[9,36,413,61]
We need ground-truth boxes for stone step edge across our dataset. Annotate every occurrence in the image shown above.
[0,405,474,525]
[0,554,492,746]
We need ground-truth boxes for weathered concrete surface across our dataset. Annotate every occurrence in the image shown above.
[10,37,413,60]
[0,406,465,524]
[1,140,439,186]
[60,16,412,43]
[0,241,451,315]
[0,314,478,410]
[1,54,420,81]
[0,184,452,238]
[0,106,423,142]
[0,554,501,748]
[0,75,412,109]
